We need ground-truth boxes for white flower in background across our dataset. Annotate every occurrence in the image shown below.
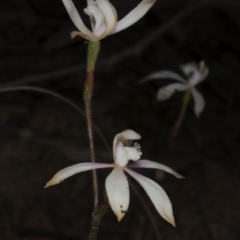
[45,129,183,225]
[61,0,156,41]
[141,61,209,117]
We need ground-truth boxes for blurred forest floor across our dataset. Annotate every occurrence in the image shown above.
[0,0,240,239]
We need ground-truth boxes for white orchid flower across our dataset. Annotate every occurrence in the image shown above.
[45,129,183,225]
[61,0,156,41]
[141,61,209,117]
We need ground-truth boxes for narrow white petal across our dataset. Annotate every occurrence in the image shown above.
[105,167,130,222]
[128,160,184,178]
[97,0,118,38]
[192,88,205,117]
[111,0,156,34]
[157,83,188,101]
[62,0,95,40]
[140,71,187,83]
[124,168,175,226]
[45,163,114,188]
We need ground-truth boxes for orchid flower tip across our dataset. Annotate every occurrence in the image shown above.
[44,181,55,188]
[117,215,123,222]
[70,31,79,39]
[44,183,50,189]
[177,174,185,179]
[169,217,176,227]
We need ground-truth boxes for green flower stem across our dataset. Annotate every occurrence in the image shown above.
[87,41,100,72]
[170,89,191,146]
[84,41,100,208]
[88,193,110,240]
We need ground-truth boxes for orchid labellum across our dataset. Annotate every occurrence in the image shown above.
[45,129,183,225]
[62,0,156,41]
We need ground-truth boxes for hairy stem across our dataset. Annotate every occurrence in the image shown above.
[170,89,191,146]
[84,41,100,208]
[88,193,109,240]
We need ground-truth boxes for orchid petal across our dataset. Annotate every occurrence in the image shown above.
[124,168,175,226]
[111,0,156,34]
[45,162,114,188]
[128,160,184,178]
[105,167,130,222]
[97,0,118,38]
[192,88,205,118]
[62,0,95,40]
[140,71,187,83]
[157,83,188,101]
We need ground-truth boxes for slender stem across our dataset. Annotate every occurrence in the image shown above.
[170,89,191,146]
[86,41,100,72]
[88,193,110,240]
[84,41,100,208]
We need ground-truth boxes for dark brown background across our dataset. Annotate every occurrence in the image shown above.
[0,0,240,239]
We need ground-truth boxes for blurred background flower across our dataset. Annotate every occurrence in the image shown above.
[141,61,208,117]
